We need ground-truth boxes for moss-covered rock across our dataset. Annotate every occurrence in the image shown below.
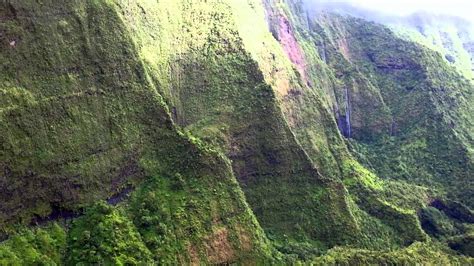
[0,0,472,264]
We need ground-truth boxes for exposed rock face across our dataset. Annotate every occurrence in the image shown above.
[276,14,307,80]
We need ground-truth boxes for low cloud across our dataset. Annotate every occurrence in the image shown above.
[303,0,474,22]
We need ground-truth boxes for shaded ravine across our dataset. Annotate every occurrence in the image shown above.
[0,186,136,244]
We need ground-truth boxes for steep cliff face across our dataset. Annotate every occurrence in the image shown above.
[264,0,473,254]
[0,1,273,263]
[307,12,474,208]
[304,2,474,80]
[119,0,424,250]
[0,0,473,264]
[272,2,474,261]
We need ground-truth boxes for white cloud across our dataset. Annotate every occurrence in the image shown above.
[307,0,474,21]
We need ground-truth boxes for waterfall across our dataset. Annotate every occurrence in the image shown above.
[344,86,352,138]
[390,119,396,136]
[320,42,327,63]
[335,87,352,138]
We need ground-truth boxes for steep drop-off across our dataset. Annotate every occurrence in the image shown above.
[0,0,473,264]
[0,1,273,264]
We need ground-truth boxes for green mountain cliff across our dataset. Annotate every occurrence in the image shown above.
[0,0,472,264]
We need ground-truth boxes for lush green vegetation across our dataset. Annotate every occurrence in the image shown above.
[313,242,473,265]
[0,0,275,263]
[66,202,152,264]
[0,0,472,264]
[0,224,66,264]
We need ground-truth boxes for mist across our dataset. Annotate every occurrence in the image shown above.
[302,0,474,23]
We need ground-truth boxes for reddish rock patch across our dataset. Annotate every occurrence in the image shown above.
[277,15,307,81]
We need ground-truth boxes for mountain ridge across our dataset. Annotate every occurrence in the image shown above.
[0,0,472,264]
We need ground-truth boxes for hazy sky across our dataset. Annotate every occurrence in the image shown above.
[307,0,474,21]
